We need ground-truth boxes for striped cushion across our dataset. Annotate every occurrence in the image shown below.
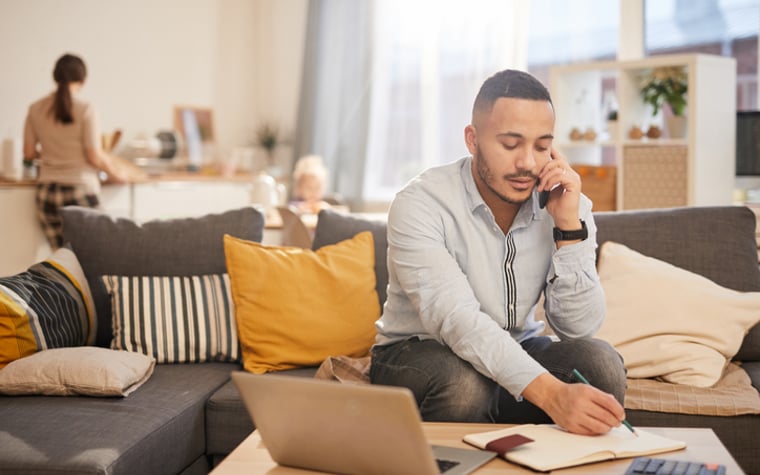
[0,248,97,369]
[102,274,239,363]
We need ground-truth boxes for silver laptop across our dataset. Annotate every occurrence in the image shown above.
[231,371,496,475]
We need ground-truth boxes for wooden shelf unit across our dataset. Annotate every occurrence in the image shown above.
[550,54,736,211]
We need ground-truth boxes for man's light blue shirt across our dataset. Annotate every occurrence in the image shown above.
[375,157,605,397]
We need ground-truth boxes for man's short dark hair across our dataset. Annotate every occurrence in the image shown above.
[472,69,553,119]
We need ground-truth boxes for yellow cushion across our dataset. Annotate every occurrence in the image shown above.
[595,241,760,387]
[0,248,96,369]
[224,232,380,374]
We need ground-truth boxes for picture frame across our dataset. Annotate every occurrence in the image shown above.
[174,106,216,170]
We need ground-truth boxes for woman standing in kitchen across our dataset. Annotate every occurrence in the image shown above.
[23,53,127,249]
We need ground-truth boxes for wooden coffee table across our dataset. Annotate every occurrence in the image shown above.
[210,422,745,474]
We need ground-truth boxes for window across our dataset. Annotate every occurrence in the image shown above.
[357,0,758,204]
[645,0,759,111]
[362,1,529,203]
[526,0,619,84]
[525,0,620,168]
[361,0,619,203]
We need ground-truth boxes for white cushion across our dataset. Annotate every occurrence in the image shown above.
[595,241,760,387]
[0,347,155,397]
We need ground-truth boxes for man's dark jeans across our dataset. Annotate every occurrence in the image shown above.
[370,336,626,423]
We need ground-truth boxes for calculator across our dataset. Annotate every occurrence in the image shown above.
[625,456,726,475]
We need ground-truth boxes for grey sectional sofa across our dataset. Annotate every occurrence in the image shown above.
[0,207,263,475]
[0,205,758,474]
[594,206,760,475]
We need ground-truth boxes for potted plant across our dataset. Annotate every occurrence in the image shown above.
[251,122,283,209]
[640,66,688,138]
[256,122,280,166]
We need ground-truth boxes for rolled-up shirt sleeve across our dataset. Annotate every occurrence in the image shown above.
[544,212,606,339]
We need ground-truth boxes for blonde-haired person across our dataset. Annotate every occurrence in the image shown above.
[290,155,331,214]
[23,53,128,249]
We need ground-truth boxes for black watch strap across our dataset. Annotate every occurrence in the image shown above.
[553,220,588,242]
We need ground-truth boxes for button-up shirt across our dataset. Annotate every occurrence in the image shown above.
[375,157,605,397]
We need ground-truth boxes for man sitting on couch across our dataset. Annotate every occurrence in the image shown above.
[370,69,627,435]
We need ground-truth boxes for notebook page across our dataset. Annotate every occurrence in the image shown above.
[464,425,685,471]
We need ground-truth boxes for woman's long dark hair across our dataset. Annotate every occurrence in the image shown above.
[50,54,87,124]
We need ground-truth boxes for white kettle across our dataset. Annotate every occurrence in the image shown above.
[250,171,286,211]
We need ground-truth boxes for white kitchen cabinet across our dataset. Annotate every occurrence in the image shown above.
[0,184,134,276]
[550,54,736,210]
[132,181,252,222]
[0,186,50,276]
[0,179,256,276]
[100,184,132,218]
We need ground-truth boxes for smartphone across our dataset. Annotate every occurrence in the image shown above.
[537,179,550,209]
[538,152,555,209]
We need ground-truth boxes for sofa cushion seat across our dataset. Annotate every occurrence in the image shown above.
[0,362,237,475]
[205,366,318,458]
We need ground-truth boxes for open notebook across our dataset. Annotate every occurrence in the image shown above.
[463,424,686,472]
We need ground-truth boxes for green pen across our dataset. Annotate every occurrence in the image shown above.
[571,368,638,437]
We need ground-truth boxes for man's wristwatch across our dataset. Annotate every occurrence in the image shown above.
[553,220,588,242]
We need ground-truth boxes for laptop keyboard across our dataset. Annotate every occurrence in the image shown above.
[625,457,726,475]
[437,458,460,473]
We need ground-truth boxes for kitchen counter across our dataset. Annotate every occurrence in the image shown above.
[0,170,259,187]
[0,172,271,276]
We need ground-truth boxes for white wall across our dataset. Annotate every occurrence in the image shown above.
[0,0,307,168]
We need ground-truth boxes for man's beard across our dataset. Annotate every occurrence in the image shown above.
[474,145,537,205]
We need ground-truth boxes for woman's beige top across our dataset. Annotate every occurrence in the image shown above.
[24,93,101,194]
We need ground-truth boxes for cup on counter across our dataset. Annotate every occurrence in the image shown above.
[2,137,22,181]
[231,147,255,172]
[218,150,241,177]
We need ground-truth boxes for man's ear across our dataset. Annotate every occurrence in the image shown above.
[464,124,478,154]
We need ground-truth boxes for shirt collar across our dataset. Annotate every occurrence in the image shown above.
[461,156,485,213]
[461,156,547,228]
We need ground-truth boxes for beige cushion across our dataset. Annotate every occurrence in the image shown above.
[0,347,155,397]
[596,241,760,387]
[624,363,760,416]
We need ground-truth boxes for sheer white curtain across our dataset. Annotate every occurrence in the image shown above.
[362,0,531,203]
[294,0,530,208]
[293,0,374,209]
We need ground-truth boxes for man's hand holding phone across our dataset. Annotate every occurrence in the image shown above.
[536,147,583,237]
